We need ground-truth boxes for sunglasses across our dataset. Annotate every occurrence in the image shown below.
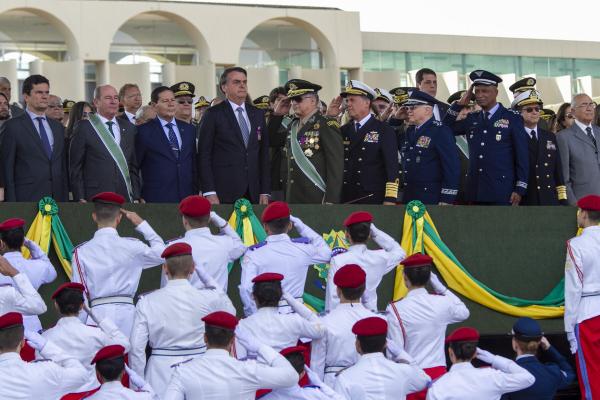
[523,107,541,113]
[177,99,194,105]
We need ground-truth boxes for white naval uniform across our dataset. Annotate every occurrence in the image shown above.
[564,225,600,335]
[163,346,298,400]
[311,303,379,386]
[235,307,325,360]
[40,316,130,394]
[0,245,56,332]
[71,221,165,336]
[261,384,342,400]
[129,279,236,399]
[334,352,430,400]
[160,226,246,291]
[85,380,155,399]
[0,341,87,400]
[239,220,331,316]
[325,225,406,311]
[0,272,47,316]
[386,287,469,369]
[426,359,535,400]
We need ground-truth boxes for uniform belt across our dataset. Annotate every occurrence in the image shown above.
[582,291,600,298]
[151,346,206,357]
[324,365,349,374]
[278,297,304,308]
[90,296,134,307]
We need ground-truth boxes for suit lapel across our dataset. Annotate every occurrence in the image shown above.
[176,120,192,158]
[46,119,63,161]
[572,124,597,150]
[153,118,177,161]
[222,101,246,147]
[21,113,49,157]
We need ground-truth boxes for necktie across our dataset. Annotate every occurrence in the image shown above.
[531,130,537,141]
[236,107,250,147]
[586,127,597,151]
[166,122,180,159]
[484,111,491,122]
[105,121,115,138]
[34,117,52,159]
[355,122,361,133]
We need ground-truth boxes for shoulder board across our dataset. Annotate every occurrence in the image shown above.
[327,120,340,129]
[291,237,310,244]
[331,247,348,257]
[433,120,443,127]
[170,358,194,368]
[510,109,521,115]
[248,241,267,251]
[166,237,183,244]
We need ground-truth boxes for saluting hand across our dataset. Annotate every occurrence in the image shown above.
[120,209,144,226]
[457,84,474,106]
[327,96,343,117]
[273,97,291,116]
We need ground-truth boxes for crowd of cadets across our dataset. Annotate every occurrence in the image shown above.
[2,191,600,399]
[2,66,600,206]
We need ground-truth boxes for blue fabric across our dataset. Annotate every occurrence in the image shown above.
[35,117,52,159]
[166,122,180,159]
[236,106,250,147]
[576,324,593,400]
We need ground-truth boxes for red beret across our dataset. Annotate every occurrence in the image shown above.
[161,242,193,258]
[401,253,433,269]
[252,272,284,283]
[261,201,290,223]
[280,345,306,357]
[179,195,211,217]
[343,211,373,227]
[202,311,238,330]
[0,312,23,329]
[0,218,25,232]
[352,316,387,336]
[91,344,125,364]
[51,282,85,299]
[445,327,480,343]
[334,264,366,288]
[91,192,125,205]
[577,195,600,212]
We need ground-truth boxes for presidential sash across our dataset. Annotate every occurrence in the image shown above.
[289,119,326,193]
[88,114,134,201]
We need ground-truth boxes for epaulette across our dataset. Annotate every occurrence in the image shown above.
[170,358,194,368]
[433,120,443,127]
[248,241,267,251]
[331,247,348,257]
[166,237,183,244]
[510,109,521,115]
[291,237,310,244]
[327,119,340,129]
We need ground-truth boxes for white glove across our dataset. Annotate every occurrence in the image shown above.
[24,239,45,259]
[235,325,261,354]
[567,332,578,354]
[370,223,380,238]
[305,365,340,397]
[429,272,448,294]
[282,292,316,321]
[24,330,47,351]
[476,347,495,364]
[289,215,301,226]
[210,211,228,228]
[195,266,219,291]
[125,364,147,390]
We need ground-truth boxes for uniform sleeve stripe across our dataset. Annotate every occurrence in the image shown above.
[567,241,583,284]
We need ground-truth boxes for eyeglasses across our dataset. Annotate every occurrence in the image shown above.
[575,102,597,109]
[177,99,193,105]
[523,106,541,113]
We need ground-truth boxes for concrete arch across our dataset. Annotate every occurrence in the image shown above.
[0,6,80,60]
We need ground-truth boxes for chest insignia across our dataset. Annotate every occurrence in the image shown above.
[493,119,509,129]
[496,134,502,141]
[416,136,431,148]
[364,131,380,143]
[546,140,556,150]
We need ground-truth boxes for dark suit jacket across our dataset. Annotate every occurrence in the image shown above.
[69,116,140,201]
[198,101,270,203]
[0,111,68,201]
[136,117,197,203]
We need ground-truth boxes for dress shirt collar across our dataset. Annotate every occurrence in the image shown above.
[99,381,125,391]
[354,113,372,129]
[124,110,136,121]
[449,361,476,372]
[229,99,246,113]
[166,278,193,288]
[56,316,83,327]
[185,227,211,238]
[524,127,537,138]
[94,227,119,238]
[97,113,118,126]
[266,233,291,242]
[0,352,21,362]
[204,348,231,358]
[574,119,593,133]
[359,352,385,362]
[348,243,367,252]
[26,107,45,119]
[485,103,501,118]
[406,287,428,298]
[158,115,177,128]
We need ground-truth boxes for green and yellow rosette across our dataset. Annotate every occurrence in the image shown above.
[227,199,267,272]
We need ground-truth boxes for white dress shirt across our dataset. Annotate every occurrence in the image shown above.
[163,346,298,400]
[386,287,470,369]
[26,107,54,148]
[564,226,600,333]
[353,114,372,131]
[574,119,595,138]
[525,126,537,140]
[158,116,182,147]
[98,113,121,145]
[0,273,47,316]
[124,110,137,124]
[129,279,235,399]
[85,380,155,399]
[326,224,406,312]
[229,99,252,132]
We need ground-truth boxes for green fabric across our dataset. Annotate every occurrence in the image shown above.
[228,199,266,272]
[303,292,325,312]
[51,217,74,262]
[289,119,326,192]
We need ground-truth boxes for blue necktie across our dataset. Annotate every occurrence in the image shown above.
[35,117,52,159]
[355,122,361,133]
[236,107,250,147]
[166,122,180,159]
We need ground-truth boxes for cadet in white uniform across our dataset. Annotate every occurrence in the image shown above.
[426,327,535,400]
[0,218,57,332]
[334,317,430,400]
[326,211,406,311]
[235,272,325,360]
[240,201,331,316]
[164,311,298,400]
[85,344,156,399]
[261,346,345,400]
[311,263,381,386]
[160,195,246,291]
[0,254,47,316]
[40,282,130,394]
[386,253,469,400]
[71,192,165,336]
[564,194,600,398]
[0,312,88,399]
[130,242,236,398]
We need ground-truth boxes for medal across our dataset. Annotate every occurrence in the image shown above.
[314,144,320,150]
[304,149,313,157]
[496,134,501,141]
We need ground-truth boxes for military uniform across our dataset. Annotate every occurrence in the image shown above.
[0,272,47,316]
[443,70,529,204]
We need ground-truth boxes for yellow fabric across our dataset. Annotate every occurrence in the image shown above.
[394,209,564,319]
[52,237,73,279]
[22,213,52,258]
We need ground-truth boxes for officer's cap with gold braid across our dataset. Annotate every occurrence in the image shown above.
[509,77,537,94]
[253,95,270,110]
[284,79,322,99]
[170,81,195,98]
[63,99,76,113]
[447,90,475,105]
[511,89,543,109]
[540,108,555,122]
[469,70,502,87]
[389,87,415,106]
[405,89,439,107]
[341,80,377,100]
[374,88,393,103]
[194,96,210,109]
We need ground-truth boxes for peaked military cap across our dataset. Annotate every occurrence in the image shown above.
[509,77,537,94]
[341,80,377,100]
[171,81,195,97]
[195,96,210,109]
[511,89,543,109]
[405,89,439,106]
[469,70,502,86]
[374,88,393,103]
[285,79,322,99]
[447,90,475,105]
[389,87,416,105]
[253,95,270,110]
[63,99,76,113]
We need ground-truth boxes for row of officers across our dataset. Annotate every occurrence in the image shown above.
[0,192,594,399]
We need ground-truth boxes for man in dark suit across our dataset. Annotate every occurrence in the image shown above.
[0,74,68,202]
[69,85,140,202]
[415,68,449,121]
[136,86,197,203]
[198,67,270,204]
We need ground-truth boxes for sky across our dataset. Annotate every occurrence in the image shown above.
[184,0,598,42]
